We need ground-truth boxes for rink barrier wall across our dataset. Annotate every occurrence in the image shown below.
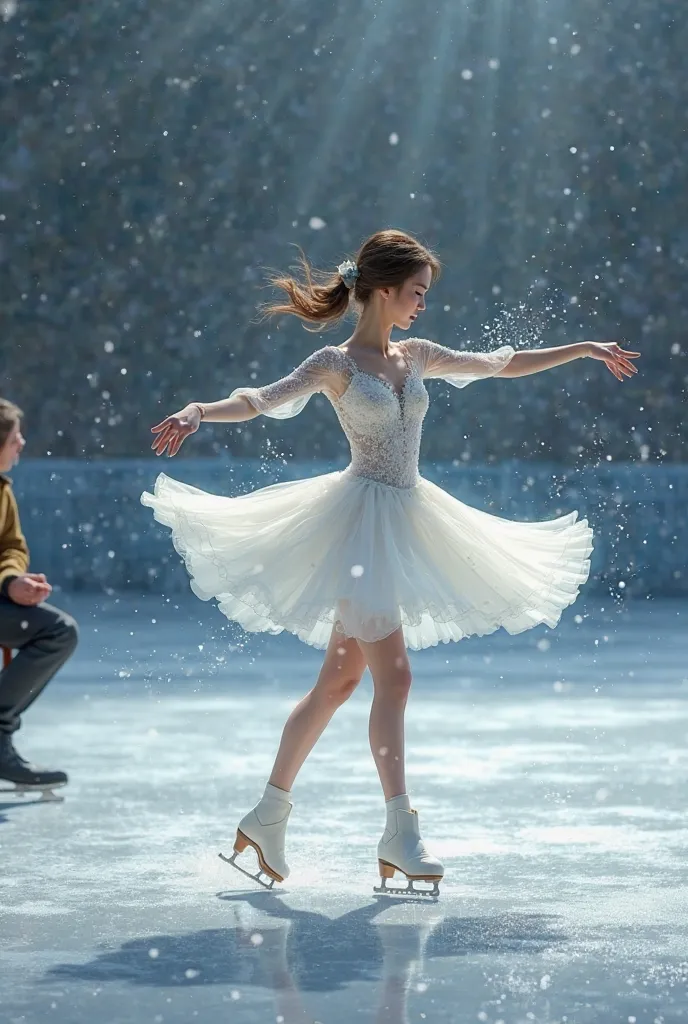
[8,457,684,597]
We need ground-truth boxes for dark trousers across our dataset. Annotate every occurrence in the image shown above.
[0,596,78,735]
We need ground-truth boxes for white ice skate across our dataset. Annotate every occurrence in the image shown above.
[219,784,292,889]
[374,807,444,897]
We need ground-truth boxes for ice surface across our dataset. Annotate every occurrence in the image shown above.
[2,594,688,1022]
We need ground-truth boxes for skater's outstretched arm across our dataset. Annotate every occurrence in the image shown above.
[408,337,640,388]
[494,340,640,380]
[227,346,344,419]
[150,394,257,457]
[150,346,344,456]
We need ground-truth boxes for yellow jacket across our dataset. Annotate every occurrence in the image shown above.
[0,476,29,595]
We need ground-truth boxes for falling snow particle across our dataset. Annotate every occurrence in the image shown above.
[461,69,473,80]
[389,132,399,145]
[308,216,326,230]
[148,948,159,959]
[350,564,364,578]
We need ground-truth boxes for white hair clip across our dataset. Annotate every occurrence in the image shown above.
[337,259,360,290]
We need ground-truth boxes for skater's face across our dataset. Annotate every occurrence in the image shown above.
[381,264,432,331]
[0,421,25,472]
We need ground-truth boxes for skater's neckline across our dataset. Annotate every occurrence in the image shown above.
[334,343,413,400]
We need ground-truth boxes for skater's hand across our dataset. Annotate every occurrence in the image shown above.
[585,341,640,381]
[150,405,202,457]
[7,573,52,606]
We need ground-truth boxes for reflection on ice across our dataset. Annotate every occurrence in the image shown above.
[48,890,565,1024]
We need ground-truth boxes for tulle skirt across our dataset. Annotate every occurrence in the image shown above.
[141,468,593,651]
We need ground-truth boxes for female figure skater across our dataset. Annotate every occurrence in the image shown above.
[142,229,639,895]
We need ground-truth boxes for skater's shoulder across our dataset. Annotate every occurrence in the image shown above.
[299,345,351,371]
[399,337,438,364]
[403,336,435,350]
[309,344,348,360]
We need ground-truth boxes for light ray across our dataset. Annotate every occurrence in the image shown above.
[293,0,404,218]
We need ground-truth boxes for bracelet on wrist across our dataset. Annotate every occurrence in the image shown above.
[190,402,206,421]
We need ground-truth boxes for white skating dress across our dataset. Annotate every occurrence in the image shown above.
[141,339,593,650]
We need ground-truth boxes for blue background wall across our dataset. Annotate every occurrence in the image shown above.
[10,458,685,598]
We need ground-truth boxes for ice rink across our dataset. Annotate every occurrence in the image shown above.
[2,593,688,1023]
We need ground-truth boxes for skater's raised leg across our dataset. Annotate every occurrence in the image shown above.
[222,629,366,886]
[268,630,366,792]
[357,629,444,895]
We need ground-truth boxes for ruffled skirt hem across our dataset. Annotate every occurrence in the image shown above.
[141,469,593,651]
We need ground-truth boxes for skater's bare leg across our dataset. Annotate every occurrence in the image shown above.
[268,630,366,792]
[356,629,411,801]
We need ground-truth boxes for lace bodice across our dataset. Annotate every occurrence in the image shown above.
[230,338,515,488]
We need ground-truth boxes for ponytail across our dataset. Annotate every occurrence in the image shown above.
[260,250,351,330]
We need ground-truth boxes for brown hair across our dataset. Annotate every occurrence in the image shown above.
[261,229,441,329]
[0,399,22,450]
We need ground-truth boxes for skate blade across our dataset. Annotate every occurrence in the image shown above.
[0,783,65,803]
[374,861,441,897]
[218,851,276,889]
[373,877,440,897]
[218,829,283,890]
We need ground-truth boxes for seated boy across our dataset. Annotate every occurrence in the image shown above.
[0,398,78,792]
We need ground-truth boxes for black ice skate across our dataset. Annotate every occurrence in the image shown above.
[0,734,67,802]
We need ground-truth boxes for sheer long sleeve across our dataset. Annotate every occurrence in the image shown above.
[228,347,344,419]
[406,338,515,389]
